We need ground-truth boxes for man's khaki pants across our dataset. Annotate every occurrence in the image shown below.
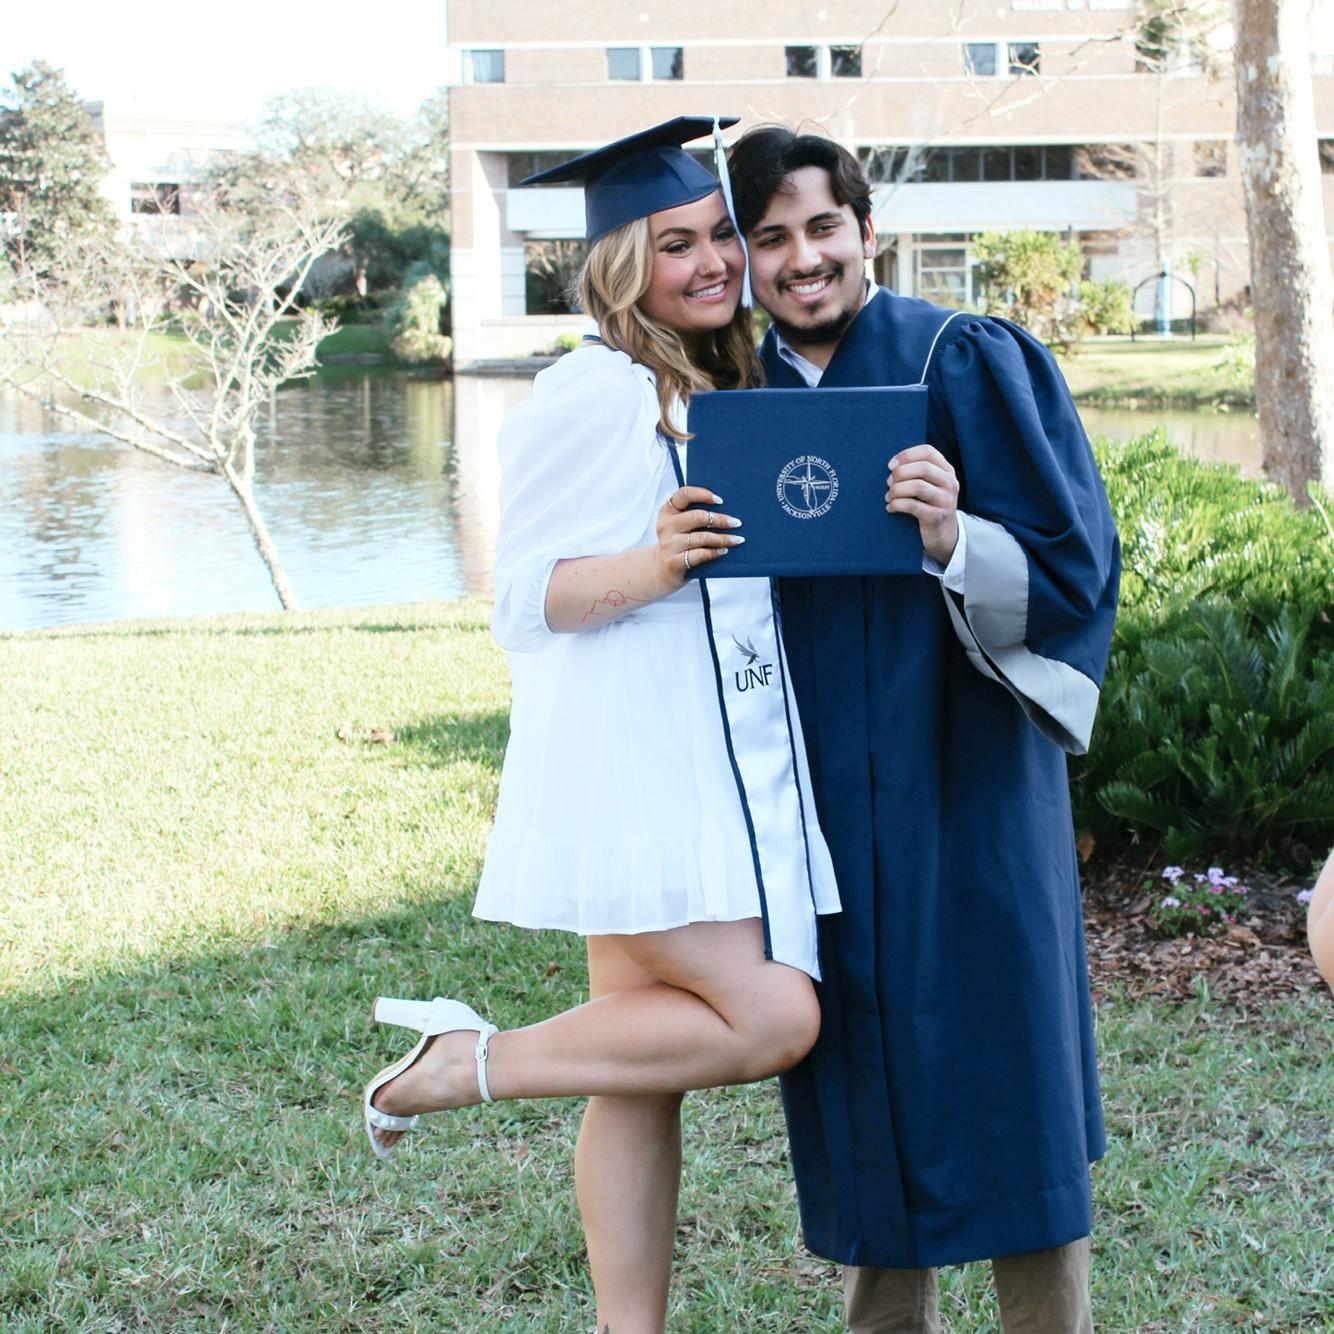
[843,1237,1092,1333]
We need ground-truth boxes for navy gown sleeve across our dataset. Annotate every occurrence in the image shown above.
[929,317,1120,754]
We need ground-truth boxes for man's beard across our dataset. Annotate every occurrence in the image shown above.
[769,268,866,348]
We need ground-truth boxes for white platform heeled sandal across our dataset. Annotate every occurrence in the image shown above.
[363,996,500,1160]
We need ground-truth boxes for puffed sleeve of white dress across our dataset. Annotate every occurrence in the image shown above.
[491,347,666,653]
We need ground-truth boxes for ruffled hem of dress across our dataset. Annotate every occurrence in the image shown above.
[473,821,836,943]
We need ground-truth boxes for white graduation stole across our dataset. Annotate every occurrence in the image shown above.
[669,442,818,961]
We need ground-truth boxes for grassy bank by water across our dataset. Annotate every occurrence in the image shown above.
[39,326,1250,403]
[1057,335,1252,410]
[1,605,1328,1330]
[46,322,399,388]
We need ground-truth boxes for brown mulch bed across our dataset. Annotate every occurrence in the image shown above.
[1082,860,1328,1013]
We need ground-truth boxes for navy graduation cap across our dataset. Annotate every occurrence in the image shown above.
[520,116,741,246]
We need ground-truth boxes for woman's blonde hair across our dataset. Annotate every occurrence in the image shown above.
[576,210,760,440]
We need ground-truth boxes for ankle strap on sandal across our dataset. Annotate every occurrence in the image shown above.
[475,1024,499,1103]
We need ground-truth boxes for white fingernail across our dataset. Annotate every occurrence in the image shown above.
[710,494,723,504]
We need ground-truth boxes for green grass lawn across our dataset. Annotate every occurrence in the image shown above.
[1,605,1328,1331]
[1057,336,1252,410]
[46,321,396,391]
[314,321,394,362]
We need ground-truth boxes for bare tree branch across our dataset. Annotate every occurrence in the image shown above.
[0,193,348,609]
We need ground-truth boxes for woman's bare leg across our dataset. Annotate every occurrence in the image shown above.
[576,937,683,1334]
[372,918,817,1145]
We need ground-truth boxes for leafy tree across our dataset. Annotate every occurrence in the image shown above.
[0,61,115,278]
[209,88,450,302]
[972,228,1084,348]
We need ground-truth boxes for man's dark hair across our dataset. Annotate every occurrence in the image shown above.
[728,125,873,239]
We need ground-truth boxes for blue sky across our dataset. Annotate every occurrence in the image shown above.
[3,1,451,124]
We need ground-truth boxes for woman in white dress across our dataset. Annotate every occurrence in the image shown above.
[363,118,839,1332]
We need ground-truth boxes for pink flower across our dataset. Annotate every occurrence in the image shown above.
[1207,866,1225,884]
[1163,866,1186,883]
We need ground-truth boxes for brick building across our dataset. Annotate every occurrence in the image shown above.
[445,0,1334,362]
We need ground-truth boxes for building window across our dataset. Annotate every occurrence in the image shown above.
[508,151,580,188]
[1193,140,1227,177]
[982,146,1012,181]
[607,48,641,80]
[1013,145,1043,180]
[864,144,1084,184]
[130,182,180,215]
[1008,42,1041,76]
[1076,143,1138,180]
[963,42,998,77]
[470,50,505,83]
[950,147,982,182]
[831,45,862,78]
[651,46,683,80]
[1043,144,1074,179]
[525,239,588,315]
[786,44,818,78]
[915,236,975,308]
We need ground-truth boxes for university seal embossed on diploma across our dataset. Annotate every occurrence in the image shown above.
[776,455,839,520]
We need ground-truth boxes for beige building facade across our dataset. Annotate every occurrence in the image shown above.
[446,0,1334,362]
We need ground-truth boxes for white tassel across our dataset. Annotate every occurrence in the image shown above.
[712,117,752,308]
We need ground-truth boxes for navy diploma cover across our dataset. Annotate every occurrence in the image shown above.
[684,386,927,578]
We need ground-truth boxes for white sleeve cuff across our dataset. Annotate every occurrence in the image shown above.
[922,511,968,592]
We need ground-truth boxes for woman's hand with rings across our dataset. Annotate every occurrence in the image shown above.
[656,485,744,586]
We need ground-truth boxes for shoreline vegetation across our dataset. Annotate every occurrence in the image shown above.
[2,600,1328,1329]
[33,325,1257,410]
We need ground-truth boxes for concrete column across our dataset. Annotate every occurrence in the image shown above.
[450,147,523,363]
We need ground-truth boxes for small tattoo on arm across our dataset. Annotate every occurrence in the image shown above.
[580,589,647,624]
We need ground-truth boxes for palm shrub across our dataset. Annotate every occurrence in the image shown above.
[1071,432,1334,864]
[1074,601,1334,861]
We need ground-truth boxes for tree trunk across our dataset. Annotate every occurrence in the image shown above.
[223,463,301,611]
[1233,0,1334,502]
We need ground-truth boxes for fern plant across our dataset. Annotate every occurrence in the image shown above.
[1074,601,1334,862]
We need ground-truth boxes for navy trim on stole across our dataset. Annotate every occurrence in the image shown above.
[770,585,818,915]
[667,441,773,958]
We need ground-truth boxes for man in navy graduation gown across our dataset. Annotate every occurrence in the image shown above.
[727,128,1119,1332]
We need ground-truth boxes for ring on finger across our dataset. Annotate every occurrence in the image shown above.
[682,548,693,572]
[705,511,717,529]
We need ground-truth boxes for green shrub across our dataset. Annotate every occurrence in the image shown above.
[1072,434,1334,865]
[1215,330,1256,396]
[385,272,452,364]
[1077,277,1136,337]
[1093,431,1334,630]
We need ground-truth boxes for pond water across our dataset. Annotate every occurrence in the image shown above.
[0,371,1260,633]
